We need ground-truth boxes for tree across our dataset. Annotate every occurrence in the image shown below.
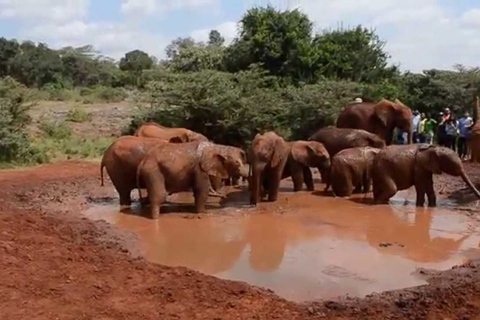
[165,37,196,59]
[119,50,154,86]
[313,26,398,83]
[208,30,225,46]
[224,6,317,83]
[0,38,20,77]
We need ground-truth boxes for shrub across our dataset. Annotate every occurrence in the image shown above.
[66,107,90,123]
[40,120,72,139]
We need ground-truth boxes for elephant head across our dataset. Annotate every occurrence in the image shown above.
[290,141,330,170]
[416,145,480,198]
[374,99,413,144]
[366,133,387,149]
[199,143,248,181]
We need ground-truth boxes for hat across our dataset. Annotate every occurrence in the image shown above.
[354,97,363,103]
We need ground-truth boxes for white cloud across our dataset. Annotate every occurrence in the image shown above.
[0,0,88,22]
[190,21,238,44]
[23,21,168,59]
[121,0,219,16]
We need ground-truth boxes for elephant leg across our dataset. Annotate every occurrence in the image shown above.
[118,188,132,206]
[321,169,332,192]
[414,183,427,207]
[231,177,240,186]
[193,173,210,213]
[291,164,305,192]
[250,166,262,205]
[303,166,314,191]
[373,176,397,204]
[362,172,371,194]
[426,175,436,207]
[210,176,223,192]
[143,171,167,220]
[267,167,283,202]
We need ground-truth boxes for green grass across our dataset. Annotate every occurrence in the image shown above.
[66,107,91,123]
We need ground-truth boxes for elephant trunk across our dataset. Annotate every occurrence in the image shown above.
[460,171,480,199]
[407,128,413,144]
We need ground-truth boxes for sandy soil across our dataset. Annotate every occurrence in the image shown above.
[2,160,480,319]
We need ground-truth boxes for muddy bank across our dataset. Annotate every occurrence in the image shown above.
[2,160,480,319]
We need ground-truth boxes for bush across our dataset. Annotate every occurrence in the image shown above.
[0,78,44,165]
[97,86,128,102]
[40,120,72,139]
[66,107,90,123]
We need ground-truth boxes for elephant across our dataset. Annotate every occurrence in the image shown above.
[336,99,413,145]
[134,122,209,143]
[137,141,248,219]
[281,141,331,192]
[308,127,386,191]
[249,132,290,205]
[100,136,167,206]
[372,144,480,207]
[331,147,381,197]
[210,146,249,192]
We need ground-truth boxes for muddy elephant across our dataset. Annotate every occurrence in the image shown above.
[372,144,480,206]
[137,141,248,219]
[331,147,381,197]
[337,99,413,145]
[210,146,249,192]
[134,122,208,143]
[281,141,331,192]
[249,132,290,205]
[308,127,386,191]
[100,136,167,206]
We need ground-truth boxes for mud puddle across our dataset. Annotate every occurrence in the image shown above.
[83,183,480,302]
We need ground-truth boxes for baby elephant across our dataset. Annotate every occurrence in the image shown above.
[101,136,167,206]
[137,141,248,219]
[282,141,331,192]
[331,147,381,197]
[372,144,480,206]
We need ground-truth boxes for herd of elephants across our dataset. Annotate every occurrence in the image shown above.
[101,99,480,219]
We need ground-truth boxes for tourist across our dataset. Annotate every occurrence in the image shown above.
[418,113,427,143]
[412,110,421,143]
[458,111,474,160]
[445,116,459,151]
[422,114,437,144]
[437,112,446,146]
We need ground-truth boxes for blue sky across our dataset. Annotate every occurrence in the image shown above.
[1,0,480,72]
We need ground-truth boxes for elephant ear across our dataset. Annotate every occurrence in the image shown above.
[271,138,289,168]
[200,153,229,179]
[374,99,395,128]
[291,143,314,166]
[417,145,442,174]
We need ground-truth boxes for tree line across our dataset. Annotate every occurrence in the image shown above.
[2,6,480,163]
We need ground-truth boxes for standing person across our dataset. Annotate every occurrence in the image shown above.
[423,114,437,144]
[458,111,474,160]
[418,113,427,143]
[437,112,446,146]
[445,116,459,151]
[396,128,405,145]
[412,110,421,143]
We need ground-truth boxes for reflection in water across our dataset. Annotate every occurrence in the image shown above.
[84,183,480,302]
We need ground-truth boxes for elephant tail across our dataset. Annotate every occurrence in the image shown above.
[460,171,480,199]
[100,160,105,187]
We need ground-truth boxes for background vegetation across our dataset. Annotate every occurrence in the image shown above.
[1,6,480,165]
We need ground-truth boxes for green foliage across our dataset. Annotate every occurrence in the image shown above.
[0,78,43,165]
[120,50,154,86]
[33,136,113,160]
[66,107,90,123]
[209,30,225,46]
[40,119,72,139]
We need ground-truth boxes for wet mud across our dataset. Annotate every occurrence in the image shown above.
[84,178,480,302]
[4,160,480,319]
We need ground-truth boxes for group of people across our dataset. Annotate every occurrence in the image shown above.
[404,108,474,160]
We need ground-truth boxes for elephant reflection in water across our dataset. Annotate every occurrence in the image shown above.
[365,206,470,263]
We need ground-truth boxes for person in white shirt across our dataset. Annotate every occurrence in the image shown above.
[411,110,421,143]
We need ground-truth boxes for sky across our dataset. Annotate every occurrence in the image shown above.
[1,0,480,72]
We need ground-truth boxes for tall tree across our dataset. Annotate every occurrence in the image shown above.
[0,38,20,77]
[225,6,317,83]
[119,50,154,86]
[208,30,225,46]
[313,26,398,83]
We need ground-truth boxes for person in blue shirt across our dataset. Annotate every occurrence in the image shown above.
[457,111,474,159]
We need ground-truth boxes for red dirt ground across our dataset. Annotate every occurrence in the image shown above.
[2,160,480,319]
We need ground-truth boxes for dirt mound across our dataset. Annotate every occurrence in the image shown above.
[2,161,480,319]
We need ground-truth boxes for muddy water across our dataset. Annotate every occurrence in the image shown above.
[83,180,480,302]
